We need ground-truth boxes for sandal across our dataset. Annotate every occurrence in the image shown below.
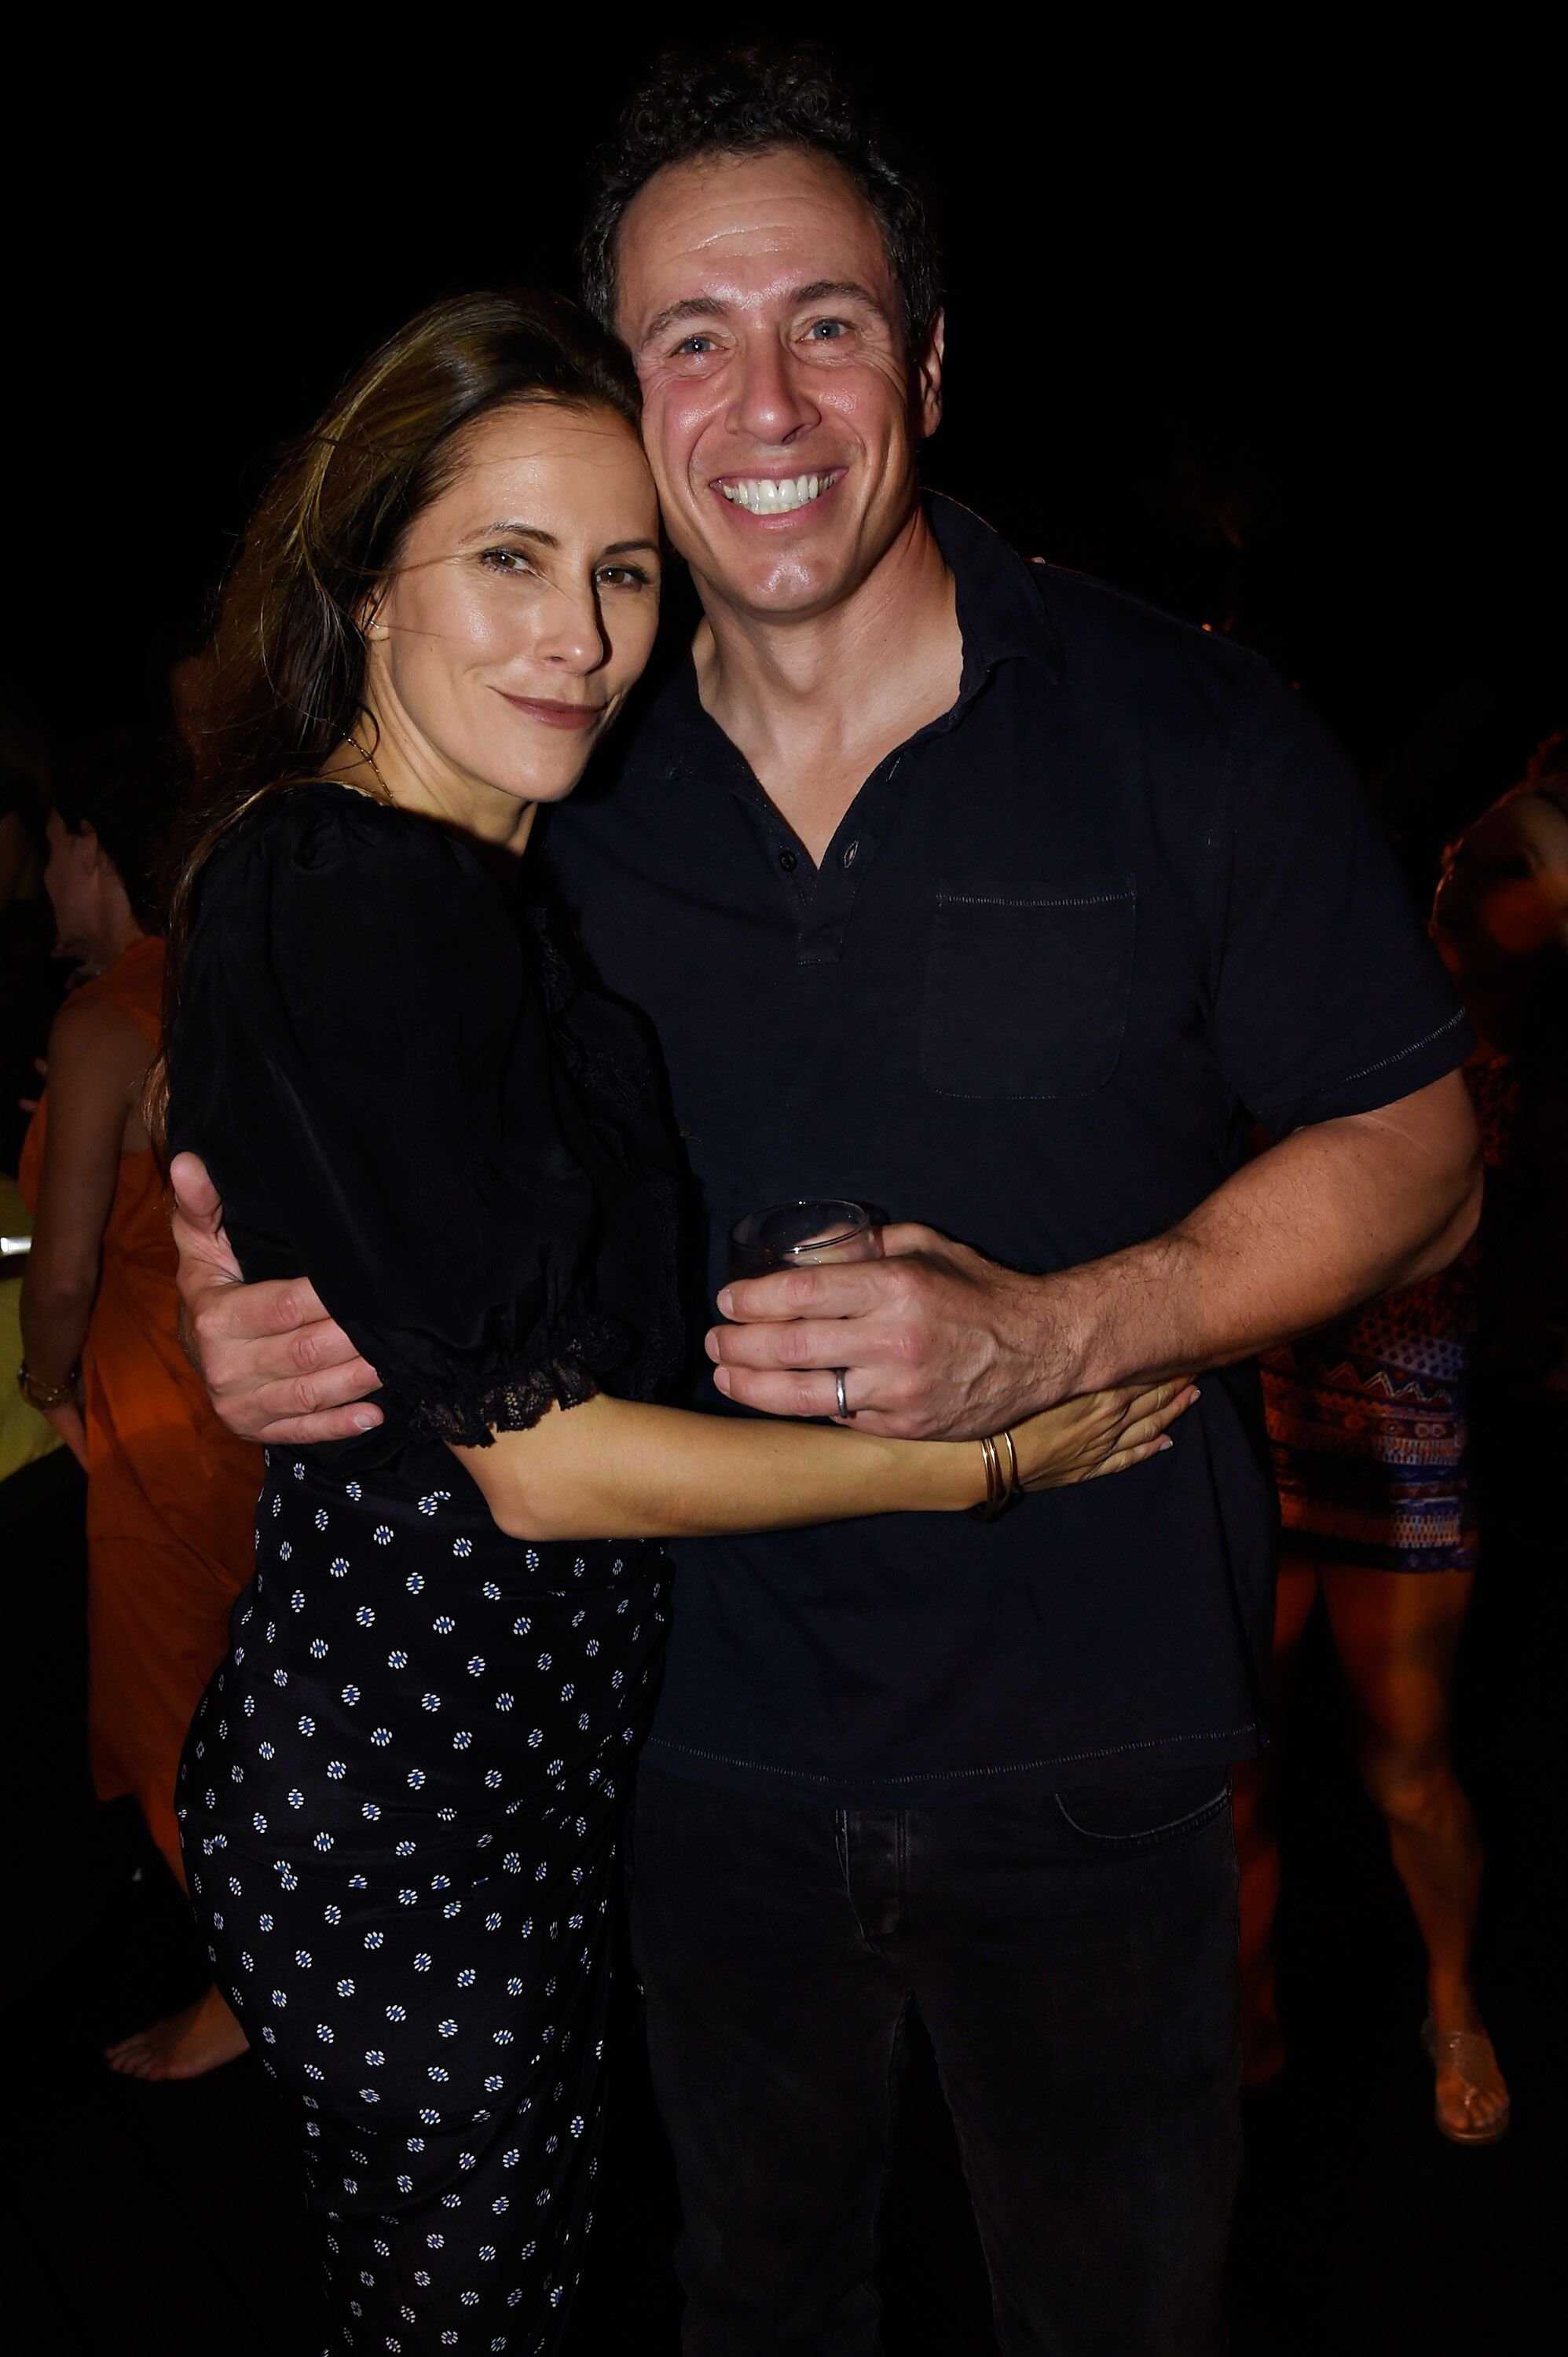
[1421,2018,1511,2146]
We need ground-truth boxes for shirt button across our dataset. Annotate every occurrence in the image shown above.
[842,841,859,868]
[777,849,798,873]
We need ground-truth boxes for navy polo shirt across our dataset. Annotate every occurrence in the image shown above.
[540,495,1468,1802]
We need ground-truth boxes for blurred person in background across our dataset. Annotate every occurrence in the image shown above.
[18,734,262,2079]
[1237,744,1568,2144]
[1,703,62,1178]
[1442,742,1568,1411]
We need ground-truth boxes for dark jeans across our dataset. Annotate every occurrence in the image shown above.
[628,1762,1241,2357]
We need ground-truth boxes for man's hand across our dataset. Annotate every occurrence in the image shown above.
[706,1225,1073,1440]
[170,1152,383,1446]
[707,1072,1482,1443]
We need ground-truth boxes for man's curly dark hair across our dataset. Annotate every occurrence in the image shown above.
[580,43,941,361]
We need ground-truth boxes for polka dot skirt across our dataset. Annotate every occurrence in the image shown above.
[179,1450,667,2354]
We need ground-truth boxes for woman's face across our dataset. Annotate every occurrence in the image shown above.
[42,809,104,961]
[1431,793,1568,976]
[365,401,661,816]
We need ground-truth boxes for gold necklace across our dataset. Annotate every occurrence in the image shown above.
[343,730,393,800]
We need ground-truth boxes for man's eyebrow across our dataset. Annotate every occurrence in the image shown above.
[789,280,885,312]
[641,295,730,346]
[640,280,888,346]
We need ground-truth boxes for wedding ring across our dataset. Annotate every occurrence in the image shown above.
[833,1368,851,1420]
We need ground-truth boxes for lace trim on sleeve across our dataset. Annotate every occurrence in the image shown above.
[407,1311,632,1448]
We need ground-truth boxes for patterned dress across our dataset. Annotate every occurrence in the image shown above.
[181,1458,665,2350]
[1261,1058,1516,1572]
[168,786,681,2352]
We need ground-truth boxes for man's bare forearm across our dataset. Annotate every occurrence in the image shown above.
[1042,1076,1483,1402]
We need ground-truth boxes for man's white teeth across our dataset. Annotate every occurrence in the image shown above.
[720,473,831,514]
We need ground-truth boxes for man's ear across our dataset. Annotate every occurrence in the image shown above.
[914,309,946,441]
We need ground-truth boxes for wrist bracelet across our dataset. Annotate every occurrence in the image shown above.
[969,1427,1021,1522]
[17,1359,81,1412]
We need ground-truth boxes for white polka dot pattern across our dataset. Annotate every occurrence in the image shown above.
[180,1452,666,2352]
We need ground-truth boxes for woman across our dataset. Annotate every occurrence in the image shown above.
[18,735,262,2077]
[160,290,1195,2355]
[1238,768,1568,2145]
[2,712,60,1178]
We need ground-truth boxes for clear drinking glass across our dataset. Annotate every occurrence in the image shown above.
[727,1199,881,1283]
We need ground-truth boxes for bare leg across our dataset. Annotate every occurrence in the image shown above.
[102,1828,250,2081]
[1234,1555,1321,2085]
[1319,1566,1508,2138]
[104,1984,250,2080]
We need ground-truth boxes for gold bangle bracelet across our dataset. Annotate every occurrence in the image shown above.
[998,1427,1020,1497]
[969,1426,1023,1523]
[975,1431,996,1515]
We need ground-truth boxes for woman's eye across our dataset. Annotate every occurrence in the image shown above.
[597,565,653,591]
[480,548,532,574]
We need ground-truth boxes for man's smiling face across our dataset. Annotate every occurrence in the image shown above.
[615,145,943,625]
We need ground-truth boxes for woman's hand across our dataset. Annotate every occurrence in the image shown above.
[43,1397,90,1472]
[1008,1379,1199,1490]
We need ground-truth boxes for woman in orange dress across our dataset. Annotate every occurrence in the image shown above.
[19,736,262,2077]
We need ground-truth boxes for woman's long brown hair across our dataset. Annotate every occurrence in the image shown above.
[147,288,641,1149]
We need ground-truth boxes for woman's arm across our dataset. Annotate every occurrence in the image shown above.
[454,1379,1195,1542]
[20,994,150,1468]
[170,797,1196,1520]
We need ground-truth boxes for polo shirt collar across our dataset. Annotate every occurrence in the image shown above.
[929,491,1065,684]
[648,492,1062,780]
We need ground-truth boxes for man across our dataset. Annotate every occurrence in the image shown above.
[171,47,1480,2355]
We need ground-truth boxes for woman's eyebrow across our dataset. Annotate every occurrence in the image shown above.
[478,524,659,560]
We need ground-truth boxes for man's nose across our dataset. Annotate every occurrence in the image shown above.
[730,339,821,445]
[533,583,608,674]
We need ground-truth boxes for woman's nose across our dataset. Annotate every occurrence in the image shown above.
[533,585,608,674]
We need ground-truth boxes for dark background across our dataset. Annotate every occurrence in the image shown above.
[3,20,1561,2354]
[7,16,1561,881]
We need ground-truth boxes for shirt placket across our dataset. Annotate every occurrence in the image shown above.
[746,755,909,968]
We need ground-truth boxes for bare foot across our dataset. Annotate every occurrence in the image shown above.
[104,1985,249,2081]
[1423,2018,1511,2143]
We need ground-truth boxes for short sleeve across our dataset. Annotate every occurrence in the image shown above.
[170,790,644,1443]
[1207,673,1471,1131]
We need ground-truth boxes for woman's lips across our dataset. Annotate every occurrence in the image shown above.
[497,694,604,731]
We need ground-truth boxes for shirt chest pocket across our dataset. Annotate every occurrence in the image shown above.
[920,877,1137,1100]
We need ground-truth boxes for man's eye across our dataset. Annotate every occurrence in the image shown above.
[805,319,849,341]
[674,334,716,356]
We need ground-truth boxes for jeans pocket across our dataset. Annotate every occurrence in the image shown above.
[920,877,1136,1099]
[1053,1766,1231,1849]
